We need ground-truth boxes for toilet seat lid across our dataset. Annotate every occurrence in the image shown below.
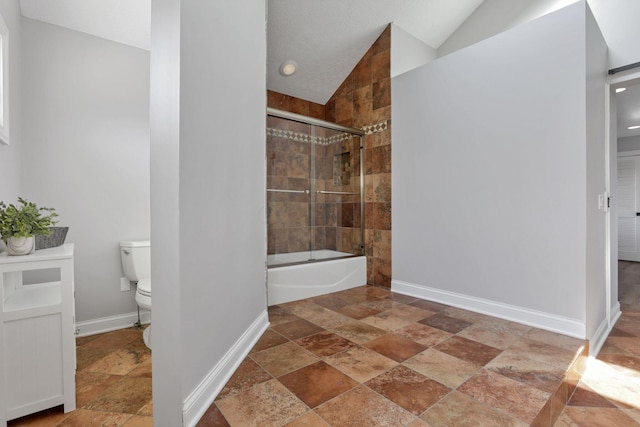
[137,278,151,295]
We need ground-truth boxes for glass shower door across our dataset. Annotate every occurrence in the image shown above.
[266,115,313,266]
[267,110,364,267]
[311,128,363,261]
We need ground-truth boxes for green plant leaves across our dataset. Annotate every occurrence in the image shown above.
[0,197,58,240]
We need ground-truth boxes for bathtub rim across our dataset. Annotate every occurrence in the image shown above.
[267,254,367,306]
[268,253,361,269]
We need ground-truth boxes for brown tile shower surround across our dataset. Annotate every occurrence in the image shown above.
[267,25,392,288]
[200,285,621,427]
[7,327,152,427]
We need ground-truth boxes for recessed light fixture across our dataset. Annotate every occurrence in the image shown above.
[279,60,298,77]
[628,125,640,130]
[616,87,627,93]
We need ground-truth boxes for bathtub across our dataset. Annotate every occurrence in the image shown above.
[267,250,367,306]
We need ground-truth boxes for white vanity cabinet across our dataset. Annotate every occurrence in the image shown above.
[0,244,75,425]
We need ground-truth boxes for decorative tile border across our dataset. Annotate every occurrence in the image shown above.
[267,120,388,146]
[267,127,316,144]
[325,133,354,146]
[362,121,388,135]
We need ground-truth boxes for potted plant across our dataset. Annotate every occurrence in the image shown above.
[0,197,58,255]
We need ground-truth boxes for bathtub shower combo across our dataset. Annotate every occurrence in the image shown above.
[267,108,366,305]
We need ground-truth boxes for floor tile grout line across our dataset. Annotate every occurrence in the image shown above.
[244,320,442,424]
[266,300,578,403]
[396,310,565,418]
[214,286,611,427]
[259,331,517,424]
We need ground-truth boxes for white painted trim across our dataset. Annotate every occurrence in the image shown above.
[392,280,586,339]
[182,310,269,427]
[607,71,639,336]
[589,302,620,356]
[589,318,609,357]
[605,83,612,332]
[610,301,622,327]
[75,310,151,337]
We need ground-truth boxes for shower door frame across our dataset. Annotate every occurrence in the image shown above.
[267,107,365,267]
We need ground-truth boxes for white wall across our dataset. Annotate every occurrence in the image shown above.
[151,1,267,425]
[587,0,640,70]
[21,18,150,323]
[440,0,640,70]
[178,0,267,401]
[618,135,640,153]
[584,4,608,338]
[150,0,181,422]
[391,24,437,78]
[438,0,579,56]
[0,0,23,252]
[392,2,604,338]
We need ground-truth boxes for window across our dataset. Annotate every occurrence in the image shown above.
[0,13,9,146]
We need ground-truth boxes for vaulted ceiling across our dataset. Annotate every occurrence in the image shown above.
[16,0,640,138]
[19,0,484,104]
[19,0,151,50]
[266,0,484,104]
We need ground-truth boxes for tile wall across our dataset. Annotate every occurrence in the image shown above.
[325,25,392,287]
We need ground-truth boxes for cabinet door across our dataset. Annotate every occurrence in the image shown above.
[4,314,64,420]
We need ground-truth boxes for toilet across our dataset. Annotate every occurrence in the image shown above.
[120,240,152,349]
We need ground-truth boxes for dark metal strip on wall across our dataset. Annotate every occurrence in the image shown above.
[609,61,640,75]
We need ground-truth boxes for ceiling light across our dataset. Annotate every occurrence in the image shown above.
[616,87,627,93]
[279,60,298,77]
[628,125,640,130]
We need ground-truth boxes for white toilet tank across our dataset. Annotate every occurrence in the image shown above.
[120,240,151,282]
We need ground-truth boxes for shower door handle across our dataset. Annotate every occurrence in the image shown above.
[316,191,361,195]
[267,189,309,194]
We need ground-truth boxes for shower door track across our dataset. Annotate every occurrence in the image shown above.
[267,108,365,136]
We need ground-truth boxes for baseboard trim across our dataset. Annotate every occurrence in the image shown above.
[182,310,269,427]
[590,302,622,356]
[589,317,610,357]
[611,301,622,326]
[75,310,151,337]
[392,280,586,339]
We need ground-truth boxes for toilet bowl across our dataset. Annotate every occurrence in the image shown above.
[135,277,152,347]
[120,240,152,349]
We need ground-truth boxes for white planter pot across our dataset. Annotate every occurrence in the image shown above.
[7,236,36,256]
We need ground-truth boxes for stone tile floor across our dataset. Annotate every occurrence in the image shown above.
[198,286,597,426]
[7,326,152,427]
[557,311,640,426]
[619,260,640,312]
[7,286,640,426]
